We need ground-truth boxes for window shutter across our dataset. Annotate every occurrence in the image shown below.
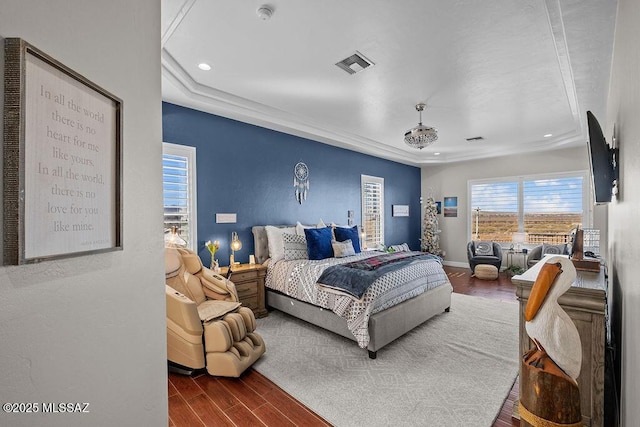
[162,143,196,250]
[523,177,584,244]
[470,181,519,242]
[361,175,384,248]
[470,173,586,244]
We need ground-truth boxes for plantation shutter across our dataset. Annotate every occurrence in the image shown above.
[470,181,519,242]
[469,173,586,244]
[361,175,384,249]
[523,177,583,244]
[163,143,197,250]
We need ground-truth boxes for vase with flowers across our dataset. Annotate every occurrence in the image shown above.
[205,240,220,272]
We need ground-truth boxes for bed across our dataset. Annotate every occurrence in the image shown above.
[252,225,453,358]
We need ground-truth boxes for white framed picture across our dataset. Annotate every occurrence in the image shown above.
[392,205,409,217]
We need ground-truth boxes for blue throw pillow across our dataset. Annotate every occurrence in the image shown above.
[334,225,361,253]
[304,227,334,260]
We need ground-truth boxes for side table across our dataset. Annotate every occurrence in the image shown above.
[219,263,268,318]
[506,250,528,270]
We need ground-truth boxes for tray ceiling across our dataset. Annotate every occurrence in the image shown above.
[162,0,617,166]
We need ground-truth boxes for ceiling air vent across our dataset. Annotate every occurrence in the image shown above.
[466,136,485,142]
[335,51,374,75]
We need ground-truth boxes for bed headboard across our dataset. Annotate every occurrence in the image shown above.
[252,224,299,265]
[252,226,270,265]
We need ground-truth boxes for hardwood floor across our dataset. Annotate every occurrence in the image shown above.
[168,266,521,426]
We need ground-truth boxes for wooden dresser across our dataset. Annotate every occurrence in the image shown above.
[220,263,268,318]
[512,255,607,427]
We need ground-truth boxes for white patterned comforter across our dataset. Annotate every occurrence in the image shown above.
[265,251,451,348]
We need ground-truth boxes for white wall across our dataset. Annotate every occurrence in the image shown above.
[421,146,608,267]
[604,0,640,423]
[0,2,166,426]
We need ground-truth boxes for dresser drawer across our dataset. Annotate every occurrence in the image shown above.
[229,270,258,282]
[220,264,267,318]
[240,295,258,311]
[236,282,257,299]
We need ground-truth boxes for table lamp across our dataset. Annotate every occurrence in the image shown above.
[165,226,187,248]
[512,232,527,252]
[230,231,242,265]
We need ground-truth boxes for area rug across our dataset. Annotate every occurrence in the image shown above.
[253,293,519,427]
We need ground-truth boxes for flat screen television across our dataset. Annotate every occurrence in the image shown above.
[587,111,618,204]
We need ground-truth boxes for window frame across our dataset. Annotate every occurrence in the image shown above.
[361,174,385,249]
[162,142,197,252]
[467,170,591,244]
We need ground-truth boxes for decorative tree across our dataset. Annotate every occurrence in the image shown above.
[421,197,442,256]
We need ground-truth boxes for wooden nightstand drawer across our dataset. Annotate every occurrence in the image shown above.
[229,270,258,282]
[220,263,267,318]
[241,295,258,311]
[236,282,257,299]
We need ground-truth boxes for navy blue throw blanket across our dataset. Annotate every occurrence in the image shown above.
[317,252,441,299]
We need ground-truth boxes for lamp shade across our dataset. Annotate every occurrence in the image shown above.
[512,232,527,244]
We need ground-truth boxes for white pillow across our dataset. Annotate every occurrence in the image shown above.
[388,243,410,252]
[295,221,312,236]
[330,222,350,228]
[295,219,327,236]
[265,226,296,264]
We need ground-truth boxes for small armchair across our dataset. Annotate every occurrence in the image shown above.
[526,243,570,268]
[165,247,265,377]
[467,241,503,272]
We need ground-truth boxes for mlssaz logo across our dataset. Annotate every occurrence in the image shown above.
[42,403,90,413]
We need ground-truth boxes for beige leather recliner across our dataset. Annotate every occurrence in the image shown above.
[165,247,265,377]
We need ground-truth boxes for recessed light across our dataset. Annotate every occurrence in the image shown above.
[198,63,211,71]
[544,133,553,138]
[434,152,441,156]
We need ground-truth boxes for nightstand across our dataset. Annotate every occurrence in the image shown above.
[219,263,267,318]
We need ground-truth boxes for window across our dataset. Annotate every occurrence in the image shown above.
[469,172,588,244]
[361,175,384,249]
[163,143,197,251]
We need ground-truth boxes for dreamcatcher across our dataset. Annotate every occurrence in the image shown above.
[293,161,309,204]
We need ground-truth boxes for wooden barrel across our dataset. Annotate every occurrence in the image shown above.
[519,347,582,427]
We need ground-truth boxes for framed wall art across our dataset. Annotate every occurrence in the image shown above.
[3,38,123,264]
[392,204,409,217]
[443,196,458,217]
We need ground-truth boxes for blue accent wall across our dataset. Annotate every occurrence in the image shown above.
[162,102,422,266]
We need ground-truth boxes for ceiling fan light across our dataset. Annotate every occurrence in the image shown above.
[256,5,273,20]
[404,103,438,149]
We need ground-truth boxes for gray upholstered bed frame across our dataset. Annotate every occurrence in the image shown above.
[252,225,452,358]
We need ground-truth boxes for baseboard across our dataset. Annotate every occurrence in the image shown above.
[605,345,620,426]
[443,260,510,272]
[442,260,469,268]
